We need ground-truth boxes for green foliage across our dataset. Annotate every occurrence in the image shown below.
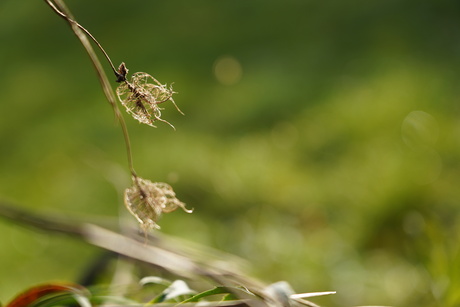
[4,277,335,306]
[1,1,460,306]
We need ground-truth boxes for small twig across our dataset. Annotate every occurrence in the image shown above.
[44,0,120,79]
[43,0,137,178]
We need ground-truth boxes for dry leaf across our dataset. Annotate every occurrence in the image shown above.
[124,177,192,231]
[116,71,183,128]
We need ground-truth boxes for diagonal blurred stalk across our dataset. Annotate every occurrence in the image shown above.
[0,201,270,306]
[0,201,208,278]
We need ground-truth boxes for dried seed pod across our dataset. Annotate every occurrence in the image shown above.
[116,71,183,128]
[124,177,192,231]
[116,62,128,82]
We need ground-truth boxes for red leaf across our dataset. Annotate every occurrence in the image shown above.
[6,283,86,307]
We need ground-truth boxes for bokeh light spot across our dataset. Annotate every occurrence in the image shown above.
[401,110,439,149]
[213,55,243,85]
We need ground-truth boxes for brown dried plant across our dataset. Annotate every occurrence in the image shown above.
[116,63,184,129]
[125,177,192,231]
[44,0,191,232]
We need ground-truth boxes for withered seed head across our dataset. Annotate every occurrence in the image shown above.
[124,177,193,231]
[116,62,128,83]
[116,71,183,129]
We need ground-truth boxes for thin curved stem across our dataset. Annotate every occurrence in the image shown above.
[44,0,120,79]
[44,0,137,178]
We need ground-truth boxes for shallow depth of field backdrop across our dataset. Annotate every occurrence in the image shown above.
[1,1,460,306]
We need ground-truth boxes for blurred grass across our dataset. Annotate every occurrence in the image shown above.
[1,0,460,306]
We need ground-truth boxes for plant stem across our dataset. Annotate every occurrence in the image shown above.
[44,0,138,178]
[44,0,120,79]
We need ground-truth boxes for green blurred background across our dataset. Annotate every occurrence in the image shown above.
[1,0,460,306]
